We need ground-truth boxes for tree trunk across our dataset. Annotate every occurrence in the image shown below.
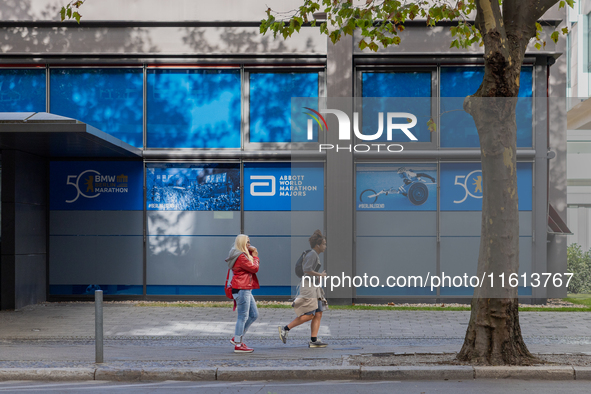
[457,91,536,365]
[452,0,555,365]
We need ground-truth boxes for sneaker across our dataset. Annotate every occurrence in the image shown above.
[230,337,239,346]
[278,326,288,344]
[234,343,254,353]
[308,339,328,348]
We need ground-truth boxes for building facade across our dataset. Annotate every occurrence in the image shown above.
[566,1,591,252]
[0,0,569,309]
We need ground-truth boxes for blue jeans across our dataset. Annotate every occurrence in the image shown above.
[233,289,258,339]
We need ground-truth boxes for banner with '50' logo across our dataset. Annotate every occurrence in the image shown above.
[50,161,143,211]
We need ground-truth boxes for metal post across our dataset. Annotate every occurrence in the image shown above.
[95,290,103,363]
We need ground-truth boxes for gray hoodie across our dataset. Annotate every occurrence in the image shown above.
[225,247,243,269]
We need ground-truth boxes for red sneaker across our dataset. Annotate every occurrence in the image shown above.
[230,337,239,346]
[234,343,254,353]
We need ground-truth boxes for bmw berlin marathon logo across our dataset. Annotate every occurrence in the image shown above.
[302,107,418,152]
[66,170,129,203]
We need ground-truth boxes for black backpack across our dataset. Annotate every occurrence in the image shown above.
[294,250,311,278]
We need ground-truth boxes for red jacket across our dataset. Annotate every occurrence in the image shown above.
[231,253,260,290]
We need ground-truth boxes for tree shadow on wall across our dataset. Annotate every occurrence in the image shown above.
[0,1,159,54]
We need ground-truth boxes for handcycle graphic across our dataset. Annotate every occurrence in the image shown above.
[359,167,436,206]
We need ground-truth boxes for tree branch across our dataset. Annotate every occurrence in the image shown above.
[533,0,561,21]
[475,0,510,65]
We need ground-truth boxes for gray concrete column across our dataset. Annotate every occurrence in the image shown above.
[547,54,569,298]
[532,60,549,302]
[325,35,354,304]
[0,150,48,310]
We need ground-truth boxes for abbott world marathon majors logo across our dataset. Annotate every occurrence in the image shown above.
[66,169,129,203]
[250,175,317,197]
[303,107,417,152]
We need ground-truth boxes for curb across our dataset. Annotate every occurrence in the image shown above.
[3,366,591,381]
[0,368,95,381]
[217,366,360,381]
[95,368,216,381]
[474,366,574,380]
[361,366,473,380]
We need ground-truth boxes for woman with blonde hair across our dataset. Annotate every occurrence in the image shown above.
[225,234,260,353]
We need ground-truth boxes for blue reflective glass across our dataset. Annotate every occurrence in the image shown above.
[50,68,143,148]
[0,69,46,112]
[361,72,432,142]
[147,69,241,148]
[440,67,533,148]
[250,73,319,143]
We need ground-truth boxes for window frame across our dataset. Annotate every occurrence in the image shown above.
[145,66,243,150]
[244,67,326,151]
[355,66,438,150]
[438,64,535,149]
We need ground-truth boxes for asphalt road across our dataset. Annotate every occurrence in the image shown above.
[1,380,591,393]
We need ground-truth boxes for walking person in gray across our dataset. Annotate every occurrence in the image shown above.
[278,230,328,348]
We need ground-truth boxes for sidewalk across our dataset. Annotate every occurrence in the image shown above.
[1,303,591,381]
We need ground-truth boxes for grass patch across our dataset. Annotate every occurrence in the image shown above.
[329,305,470,311]
[519,307,591,312]
[563,293,591,308]
[134,302,590,312]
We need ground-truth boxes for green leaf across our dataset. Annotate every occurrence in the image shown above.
[551,31,559,44]
[534,42,542,50]
[559,0,565,8]
[329,30,341,44]
[562,27,569,35]
[427,118,437,133]
[60,7,66,21]
[359,39,368,50]
[368,41,379,52]
[73,12,81,24]
[67,7,72,19]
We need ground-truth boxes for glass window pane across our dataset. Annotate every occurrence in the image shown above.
[147,69,241,148]
[50,68,143,148]
[146,163,240,211]
[0,69,46,112]
[361,72,432,142]
[145,163,241,296]
[250,73,319,143]
[440,66,533,148]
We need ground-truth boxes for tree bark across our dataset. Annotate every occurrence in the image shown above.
[457,94,535,364]
[455,0,555,365]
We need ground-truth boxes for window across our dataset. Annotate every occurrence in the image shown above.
[147,69,241,148]
[440,66,533,148]
[0,69,45,112]
[249,72,320,143]
[50,68,143,148]
[361,72,433,143]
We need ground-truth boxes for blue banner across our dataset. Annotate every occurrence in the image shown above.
[146,163,240,211]
[244,163,324,211]
[440,162,532,211]
[356,164,437,211]
[50,161,143,211]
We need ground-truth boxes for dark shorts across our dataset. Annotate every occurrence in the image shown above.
[303,300,327,316]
